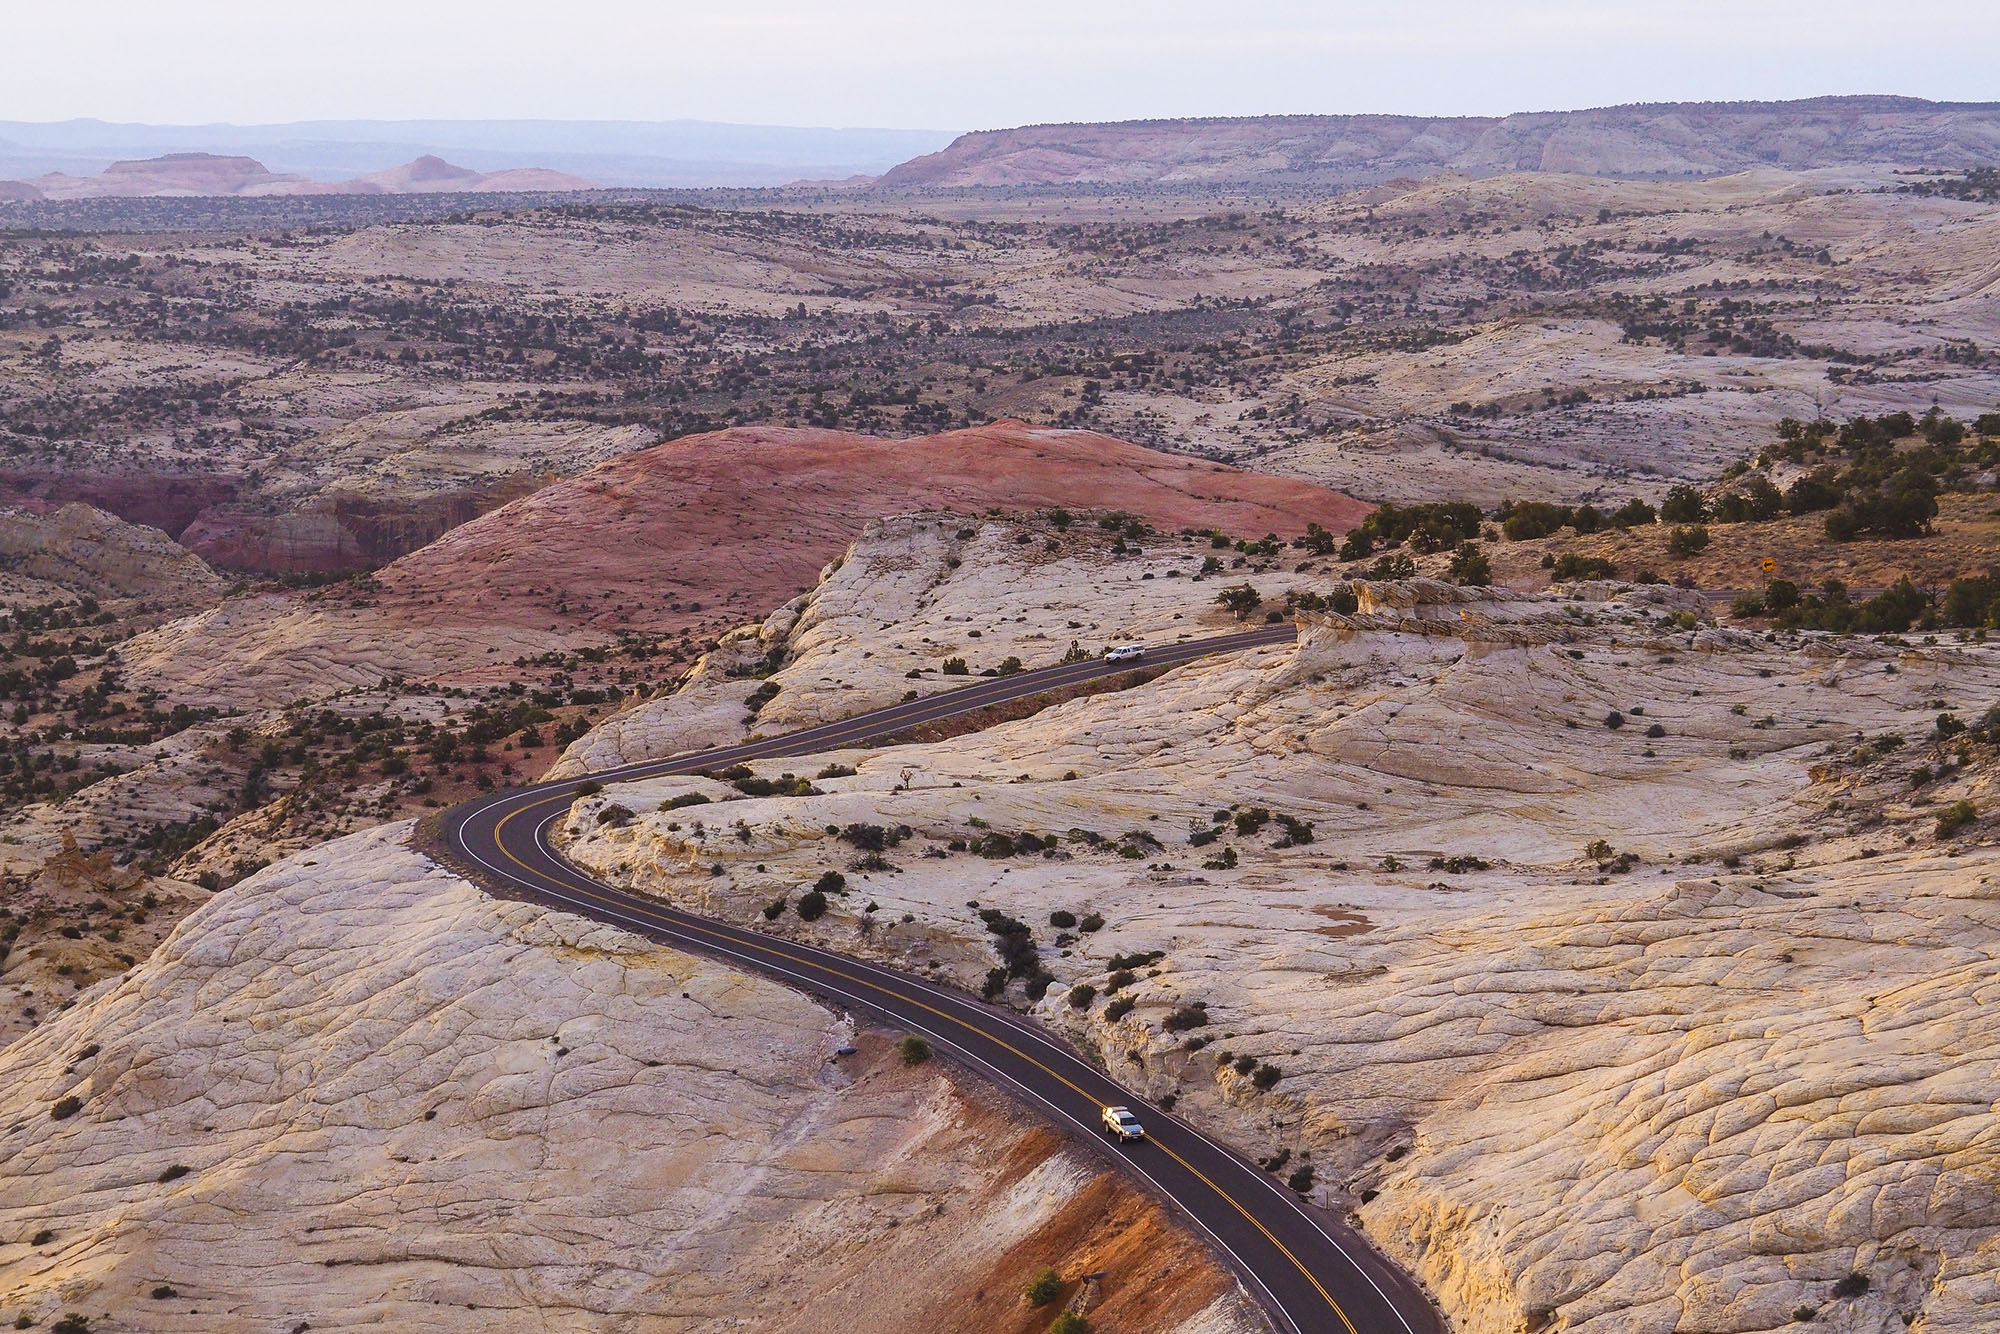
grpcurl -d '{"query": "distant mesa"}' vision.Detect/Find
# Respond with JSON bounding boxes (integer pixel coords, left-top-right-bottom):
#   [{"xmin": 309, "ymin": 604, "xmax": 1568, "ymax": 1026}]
[
  {"xmin": 2, "ymin": 150, "xmax": 596, "ymax": 200},
  {"xmin": 878, "ymin": 95, "xmax": 2000, "ymax": 188}
]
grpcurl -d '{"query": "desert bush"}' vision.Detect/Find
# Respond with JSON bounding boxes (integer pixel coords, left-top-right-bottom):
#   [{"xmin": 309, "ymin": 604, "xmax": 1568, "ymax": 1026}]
[
  {"xmin": 815, "ymin": 763, "xmax": 857, "ymax": 779},
  {"xmin": 1609, "ymin": 498, "xmax": 1657, "ymax": 528},
  {"xmin": 595, "ymin": 804, "xmax": 634, "ymax": 827},
  {"xmin": 1251, "ymin": 1063, "xmax": 1283, "ymax": 1089},
  {"xmin": 994, "ymin": 656, "xmax": 1025, "ymax": 677},
  {"xmin": 1078, "ymin": 913, "xmax": 1105, "ymax": 932},
  {"xmin": 796, "ymin": 890, "xmax": 828, "ymax": 921},
  {"xmin": 1550, "ymin": 554, "xmax": 1619, "ymax": 581},
  {"xmin": 1937, "ymin": 801, "xmax": 1978, "ymax": 839},
  {"xmin": 1604, "ymin": 711, "xmax": 1625, "ymax": 730},
  {"xmin": 1109, "ymin": 949, "xmax": 1165, "ymax": 970},
  {"xmin": 1364, "ymin": 552, "xmax": 1417, "ymax": 580},
  {"xmin": 1049, "ymin": 1315, "xmax": 1091, "ymax": 1334},
  {"xmin": 1025, "ymin": 1266, "xmax": 1064, "ymax": 1306},
  {"xmin": 839, "ymin": 823, "xmax": 907, "ymax": 851},
  {"xmin": 1661, "ymin": 484, "xmax": 1709, "ymax": 523},
  {"xmin": 1162, "ymin": 1003, "xmax": 1211, "ymax": 1032},
  {"xmin": 1831, "ymin": 1273, "xmax": 1871, "ymax": 1299},
  {"xmin": 941, "ymin": 657, "xmax": 969, "ymax": 675},
  {"xmin": 1501, "ymin": 501, "xmax": 1570, "ymax": 541},
  {"xmin": 1273, "ymin": 814, "xmax": 1315, "ymax": 847},
  {"xmin": 1447, "ymin": 541, "xmax": 1491, "ymax": 586},
  {"xmin": 1067, "ymin": 983, "xmax": 1097, "ymax": 1009},
  {"xmin": 898, "ymin": 1034, "xmax": 931, "ymax": 1065},
  {"xmin": 1287, "ymin": 1164, "xmax": 1316, "ymax": 1194},
  {"xmin": 1049, "ymin": 909, "xmax": 1077, "ymax": 928},
  {"xmin": 1216, "ymin": 584, "xmax": 1262, "ymax": 619},
  {"xmin": 814, "ymin": 870, "xmax": 846, "ymax": 894},
  {"xmin": 1234, "ymin": 807, "xmax": 1271, "ymax": 836},
  {"xmin": 573, "ymin": 780, "xmax": 603, "ymax": 798},
  {"xmin": 1104, "ymin": 997, "xmax": 1135, "ymax": 1022},
  {"xmin": 762, "ymin": 897, "xmax": 787, "ymax": 920},
  {"xmin": 1105, "ymin": 969, "xmax": 1137, "ymax": 993},
  {"xmin": 1665, "ymin": 525, "xmax": 1710, "ymax": 557}
]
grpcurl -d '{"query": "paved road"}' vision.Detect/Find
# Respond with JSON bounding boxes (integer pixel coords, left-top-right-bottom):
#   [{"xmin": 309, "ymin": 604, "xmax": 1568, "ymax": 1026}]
[{"xmin": 436, "ymin": 623, "xmax": 1443, "ymax": 1334}]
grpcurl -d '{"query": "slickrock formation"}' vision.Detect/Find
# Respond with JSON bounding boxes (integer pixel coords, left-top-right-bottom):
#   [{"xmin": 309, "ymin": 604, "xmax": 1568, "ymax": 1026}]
[
  {"xmin": 0, "ymin": 825, "xmax": 1259, "ymax": 1334},
  {"xmin": 555, "ymin": 511, "xmax": 1326, "ymax": 774},
  {"xmin": 562, "ymin": 541, "xmax": 2000, "ymax": 1332},
  {"xmin": 120, "ymin": 423, "xmax": 1367, "ymax": 710},
  {"xmin": 0, "ymin": 503, "xmax": 222, "ymax": 605}
]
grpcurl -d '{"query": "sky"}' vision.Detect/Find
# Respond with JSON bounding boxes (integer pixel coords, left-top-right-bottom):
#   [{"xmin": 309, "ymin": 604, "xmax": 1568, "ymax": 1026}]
[{"xmin": 9, "ymin": 0, "xmax": 2000, "ymax": 131}]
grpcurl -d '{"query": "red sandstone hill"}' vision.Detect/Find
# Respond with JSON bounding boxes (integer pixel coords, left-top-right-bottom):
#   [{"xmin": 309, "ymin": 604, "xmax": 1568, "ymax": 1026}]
[
  {"xmin": 125, "ymin": 422, "xmax": 1370, "ymax": 707},
  {"xmin": 374, "ymin": 420, "xmax": 1369, "ymax": 635}
]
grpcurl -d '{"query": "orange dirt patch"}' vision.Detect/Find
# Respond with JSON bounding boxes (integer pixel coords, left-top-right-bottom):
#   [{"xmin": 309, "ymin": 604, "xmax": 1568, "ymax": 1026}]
[{"xmin": 1312, "ymin": 905, "xmax": 1374, "ymax": 938}]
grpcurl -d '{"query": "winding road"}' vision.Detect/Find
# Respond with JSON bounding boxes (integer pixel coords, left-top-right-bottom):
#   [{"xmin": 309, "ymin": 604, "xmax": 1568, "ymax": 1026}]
[{"xmin": 435, "ymin": 623, "xmax": 1444, "ymax": 1334}]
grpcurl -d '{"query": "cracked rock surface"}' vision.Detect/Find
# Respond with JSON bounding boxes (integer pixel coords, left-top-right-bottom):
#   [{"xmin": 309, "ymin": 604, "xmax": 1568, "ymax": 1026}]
[{"xmin": 0, "ymin": 824, "xmax": 1258, "ymax": 1334}]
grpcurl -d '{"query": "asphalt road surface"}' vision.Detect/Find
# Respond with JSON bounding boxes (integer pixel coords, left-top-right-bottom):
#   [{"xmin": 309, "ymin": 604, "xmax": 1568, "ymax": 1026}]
[{"xmin": 437, "ymin": 623, "xmax": 1444, "ymax": 1334}]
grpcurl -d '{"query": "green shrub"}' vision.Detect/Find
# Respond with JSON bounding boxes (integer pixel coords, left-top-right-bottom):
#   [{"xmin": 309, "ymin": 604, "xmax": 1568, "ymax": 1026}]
[
  {"xmin": 1661, "ymin": 484, "xmax": 1709, "ymax": 523},
  {"xmin": 1251, "ymin": 1063, "xmax": 1283, "ymax": 1089},
  {"xmin": 1216, "ymin": 584, "xmax": 1262, "ymax": 619},
  {"xmin": 898, "ymin": 1034, "xmax": 931, "ymax": 1065},
  {"xmin": 1500, "ymin": 501, "xmax": 1570, "ymax": 541},
  {"xmin": 662, "ymin": 792, "xmax": 711, "ymax": 810},
  {"xmin": 1067, "ymin": 984, "xmax": 1096, "ymax": 1009},
  {"xmin": 595, "ymin": 804, "xmax": 634, "ymax": 827},
  {"xmin": 1937, "ymin": 801, "xmax": 1978, "ymax": 839},
  {"xmin": 1025, "ymin": 1266, "xmax": 1063, "ymax": 1306},
  {"xmin": 1550, "ymin": 554, "xmax": 1619, "ymax": 581},
  {"xmin": 1049, "ymin": 909, "xmax": 1077, "ymax": 929},
  {"xmin": 762, "ymin": 897, "xmax": 786, "ymax": 920},
  {"xmin": 1288, "ymin": 1164, "xmax": 1316, "ymax": 1193},
  {"xmin": 1162, "ymin": 1003, "xmax": 1211, "ymax": 1032},
  {"xmin": 1049, "ymin": 1315, "xmax": 1091, "ymax": 1334},
  {"xmin": 1605, "ymin": 498, "xmax": 1654, "ymax": 527},
  {"xmin": 796, "ymin": 890, "xmax": 828, "ymax": 921},
  {"xmin": 1104, "ymin": 997, "xmax": 1135, "ymax": 1022},
  {"xmin": 814, "ymin": 871, "xmax": 846, "ymax": 894},
  {"xmin": 1078, "ymin": 913, "xmax": 1105, "ymax": 933},
  {"xmin": 1666, "ymin": 525, "xmax": 1710, "ymax": 558},
  {"xmin": 1447, "ymin": 542, "xmax": 1491, "ymax": 587},
  {"xmin": 941, "ymin": 657, "xmax": 969, "ymax": 675}
]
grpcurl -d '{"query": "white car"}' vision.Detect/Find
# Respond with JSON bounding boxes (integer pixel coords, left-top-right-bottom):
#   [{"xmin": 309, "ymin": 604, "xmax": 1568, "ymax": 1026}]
[
  {"xmin": 1102, "ymin": 1105, "xmax": 1146, "ymax": 1141},
  {"xmin": 1104, "ymin": 644, "xmax": 1146, "ymax": 663}
]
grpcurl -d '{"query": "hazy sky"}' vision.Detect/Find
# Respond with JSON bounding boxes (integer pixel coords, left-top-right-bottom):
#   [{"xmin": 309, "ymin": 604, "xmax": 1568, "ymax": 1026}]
[{"xmin": 12, "ymin": 0, "xmax": 2000, "ymax": 130}]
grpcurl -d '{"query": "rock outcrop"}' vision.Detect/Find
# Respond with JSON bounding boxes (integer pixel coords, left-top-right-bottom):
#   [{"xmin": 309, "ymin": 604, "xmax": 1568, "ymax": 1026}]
[
  {"xmin": 0, "ymin": 825, "xmax": 1259, "ymax": 1334},
  {"xmin": 560, "ymin": 544, "xmax": 2000, "ymax": 1334},
  {"xmin": 120, "ymin": 422, "xmax": 1368, "ymax": 710},
  {"xmin": 0, "ymin": 503, "xmax": 222, "ymax": 605}
]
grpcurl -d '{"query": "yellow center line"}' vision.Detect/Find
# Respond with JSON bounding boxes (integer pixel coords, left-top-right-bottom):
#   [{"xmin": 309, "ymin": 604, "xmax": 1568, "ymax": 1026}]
[{"xmin": 480, "ymin": 784, "xmax": 1360, "ymax": 1332}]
